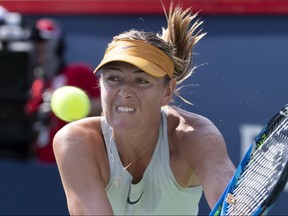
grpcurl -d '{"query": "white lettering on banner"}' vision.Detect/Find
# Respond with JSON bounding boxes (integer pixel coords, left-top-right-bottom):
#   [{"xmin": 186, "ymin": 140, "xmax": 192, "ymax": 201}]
[{"xmin": 239, "ymin": 124, "xmax": 288, "ymax": 192}]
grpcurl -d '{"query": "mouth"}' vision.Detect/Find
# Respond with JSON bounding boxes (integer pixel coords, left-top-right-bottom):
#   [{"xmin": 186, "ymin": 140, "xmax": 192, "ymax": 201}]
[{"xmin": 116, "ymin": 106, "xmax": 135, "ymax": 113}]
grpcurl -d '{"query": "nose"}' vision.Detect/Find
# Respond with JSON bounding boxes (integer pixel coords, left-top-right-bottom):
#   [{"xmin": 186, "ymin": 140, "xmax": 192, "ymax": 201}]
[{"xmin": 119, "ymin": 83, "xmax": 133, "ymax": 99}]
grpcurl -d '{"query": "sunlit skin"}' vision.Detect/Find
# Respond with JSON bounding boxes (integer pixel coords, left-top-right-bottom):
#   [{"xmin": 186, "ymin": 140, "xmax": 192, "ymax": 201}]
[
  {"xmin": 53, "ymin": 62, "xmax": 236, "ymax": 215},
  {"xmin": 52, "ymin": 5, "xmax": 237, "ymax": 214},
  {"xmin": 100, "ymin": 62, "xmax": 172, "ymax": 131},
  {"xmin": 99, "ymin": 61, "xmax": 176, "ymax": 175}
]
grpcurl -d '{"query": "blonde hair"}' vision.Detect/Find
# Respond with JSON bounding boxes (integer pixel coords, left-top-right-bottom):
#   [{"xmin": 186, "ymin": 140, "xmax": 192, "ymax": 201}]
[
  {"xmin": 105, "ymin": 3, "xmax": 205, "ymax": 102},
  {"xmin": 160, "ymin": 4, "xmax": 205, "ymax": 84}
]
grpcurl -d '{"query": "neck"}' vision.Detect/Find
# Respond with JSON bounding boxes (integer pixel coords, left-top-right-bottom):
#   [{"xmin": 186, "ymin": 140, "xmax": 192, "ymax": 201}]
[{"xmin": 113, "ymin": 119, "xmax": 161, "ymax": 170}]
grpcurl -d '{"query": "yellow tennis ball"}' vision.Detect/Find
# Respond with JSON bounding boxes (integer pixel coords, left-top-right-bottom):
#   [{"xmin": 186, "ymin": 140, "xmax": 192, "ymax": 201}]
[{"xmin": 50, "ymin": 86, "xmax": 91, "ymax": 122}]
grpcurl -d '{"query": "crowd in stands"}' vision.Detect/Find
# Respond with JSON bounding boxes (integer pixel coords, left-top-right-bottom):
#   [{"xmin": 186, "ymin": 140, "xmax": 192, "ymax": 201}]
[{"xmin": 0, "ymin": 5, "xmax": 102, "ymax": 162}]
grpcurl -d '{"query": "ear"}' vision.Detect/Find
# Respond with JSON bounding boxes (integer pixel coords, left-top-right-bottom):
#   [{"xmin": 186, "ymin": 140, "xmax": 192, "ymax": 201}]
[{"xmin": 162, "ymin": 78, "xmax": 176, "ymax": 106}]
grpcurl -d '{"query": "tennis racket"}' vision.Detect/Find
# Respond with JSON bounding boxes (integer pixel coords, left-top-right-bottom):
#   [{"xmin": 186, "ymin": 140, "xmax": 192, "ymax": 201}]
[{"xmin": 210, "ymin": 104, "xmax": 288, "ymax": 216}]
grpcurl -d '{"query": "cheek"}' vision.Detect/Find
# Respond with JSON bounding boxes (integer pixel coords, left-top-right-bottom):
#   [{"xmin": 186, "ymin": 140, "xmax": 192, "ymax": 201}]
[
  {"xmin": 100, "ymin": 88, "xmax": 110, "ymax": 107},
  {"xmin": 141, "ymin": 91, "xmax": 165, "ymax": 111},
  {"xmin": 148, "ymin": 87, "xmax": 166, "ymax": 102},
  {"xmin": 100, "ymin": 83, "xmax": 116, "ymax": 116}
]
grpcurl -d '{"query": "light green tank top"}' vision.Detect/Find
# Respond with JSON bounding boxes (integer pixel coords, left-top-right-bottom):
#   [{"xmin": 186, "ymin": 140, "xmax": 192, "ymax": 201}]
[{"xmin": 101, "ymin": 109, "xmax": 203, "ymax": 215}]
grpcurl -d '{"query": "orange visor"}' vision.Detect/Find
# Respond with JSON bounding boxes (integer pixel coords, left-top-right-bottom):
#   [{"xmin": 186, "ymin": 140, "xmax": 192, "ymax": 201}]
[{"xmin": 94, "ymin": 39, "xmax": 174, "ymax": 78}]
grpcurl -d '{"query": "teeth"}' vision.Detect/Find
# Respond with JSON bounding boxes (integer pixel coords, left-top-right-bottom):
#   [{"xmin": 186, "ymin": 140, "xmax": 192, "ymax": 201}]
[{"xmin": 117, "ymin": 106, "xmax": 135, "ymax": 112}]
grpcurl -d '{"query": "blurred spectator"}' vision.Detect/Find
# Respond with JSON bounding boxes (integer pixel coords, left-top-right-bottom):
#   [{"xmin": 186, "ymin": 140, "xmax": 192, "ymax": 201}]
[{"xmin": 25, "ymin": 18, "xmax": 101, "ymax": 163}]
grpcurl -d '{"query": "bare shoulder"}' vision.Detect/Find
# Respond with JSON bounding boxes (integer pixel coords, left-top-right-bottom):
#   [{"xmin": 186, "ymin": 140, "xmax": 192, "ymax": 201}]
[
  {"xmin": 166, "ymin": 105, "xmax": 235, "ymax": 202},
  {"xmin": 53, "ymin": 116, "xmax": 110, "ymax": 184},
  {"xmin": 53, "ymin": 116, "xmax": 103, "ymax": 154},
  {"xmin": 53, "ymin": 117, "xmax": 113, "ymax": 213},
  {"xmin": 166, "ymin": 105, "xmax": 223, "ymax": 145},
  {"xmin": 165, "ymin": 105, "xmax": 230, "ymax": 169}
]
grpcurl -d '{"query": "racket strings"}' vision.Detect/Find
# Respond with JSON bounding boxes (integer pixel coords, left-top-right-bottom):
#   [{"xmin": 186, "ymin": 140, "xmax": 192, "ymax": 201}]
[
  {"xmin": 227, "ymin": 145, "xmax": 285, "ymax": 215},
  {"xmin": 226, "ymin": 118, "xmax": 288, "ymax": 215}
]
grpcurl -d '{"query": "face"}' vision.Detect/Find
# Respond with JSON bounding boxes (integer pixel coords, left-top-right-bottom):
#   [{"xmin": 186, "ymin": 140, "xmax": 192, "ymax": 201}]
[
  {"xmin": 35, "ymin": 40, "xmax": 60, "ymax": 78},
  {"xmin": 100, "ymin": 62, "xmax": 175, "ymax": 132}
]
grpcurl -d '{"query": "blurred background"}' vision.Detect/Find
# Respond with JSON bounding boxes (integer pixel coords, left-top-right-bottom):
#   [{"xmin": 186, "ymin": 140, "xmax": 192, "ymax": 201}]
[{"xmin": 0, "ymin": 0, "xmax": 287, "ymax": 215}]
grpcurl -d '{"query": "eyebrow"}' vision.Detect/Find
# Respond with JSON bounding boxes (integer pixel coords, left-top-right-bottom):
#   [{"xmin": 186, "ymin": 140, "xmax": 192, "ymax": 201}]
[{"xmin": 103, "ymin": 65, "xmax": 145, "ymax": 74}]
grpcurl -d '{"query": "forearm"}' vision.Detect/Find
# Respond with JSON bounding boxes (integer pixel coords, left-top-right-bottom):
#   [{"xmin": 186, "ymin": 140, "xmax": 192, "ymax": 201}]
[
  {"xmin": 67, "ymin": 196, "xmax": 114, "ymax": 216},
  {"xmin": 203, "ymin": 161, "xmax": 235, "ymax": 209}
]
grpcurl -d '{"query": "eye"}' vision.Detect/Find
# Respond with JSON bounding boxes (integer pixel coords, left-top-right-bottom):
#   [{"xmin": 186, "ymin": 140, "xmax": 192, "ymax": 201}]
[
  {"xmin": 135, "ymin": 78, "xmax": 149, "ymax": 84},
  {"xmin": 106, "ymin": 75, "xmax": 122, "ymax": 83}
]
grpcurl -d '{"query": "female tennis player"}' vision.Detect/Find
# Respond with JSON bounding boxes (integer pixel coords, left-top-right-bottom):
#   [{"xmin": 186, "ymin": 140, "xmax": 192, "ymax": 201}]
[{"xmin": 53, "ymin": 4, "xmax": 235, "ymax": 215}]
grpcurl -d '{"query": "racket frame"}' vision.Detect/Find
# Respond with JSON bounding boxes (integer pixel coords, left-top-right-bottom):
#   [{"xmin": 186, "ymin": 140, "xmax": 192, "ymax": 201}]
[{"xmin": 209, "ymin": 104, "xmax": 288, "ymax": 216}]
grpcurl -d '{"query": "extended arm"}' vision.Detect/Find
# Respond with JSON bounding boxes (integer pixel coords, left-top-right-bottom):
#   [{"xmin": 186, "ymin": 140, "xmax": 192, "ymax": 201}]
[
  {"xmin": 191, "ymin": 124, "xmax": 235, "ymax": 209},
  {"xmin": 53, "ymin": 120, "xmax": 113, "ymax": 215},
  {"xmin": 171, "ymin": 106, "xmax": 236, "ymax": 209}
]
